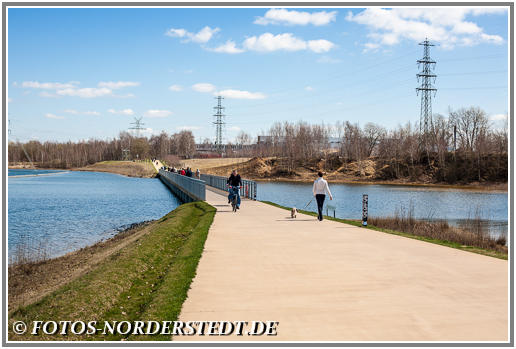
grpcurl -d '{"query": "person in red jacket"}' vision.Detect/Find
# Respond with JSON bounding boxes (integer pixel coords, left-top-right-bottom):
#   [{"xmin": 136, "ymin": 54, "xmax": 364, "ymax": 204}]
[{"xmin": 180, "ymin": 169, "xmax": 186, "ymax": 176}]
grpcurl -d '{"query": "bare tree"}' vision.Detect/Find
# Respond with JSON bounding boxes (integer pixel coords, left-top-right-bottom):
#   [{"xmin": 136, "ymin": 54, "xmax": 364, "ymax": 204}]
[
  {"xmin": 449, "ymin": 107, "xmax": 489, "ymax": 152},
  {"xmin": 363, "ymin": 122, "xmax": 386, "ymax": 157}
]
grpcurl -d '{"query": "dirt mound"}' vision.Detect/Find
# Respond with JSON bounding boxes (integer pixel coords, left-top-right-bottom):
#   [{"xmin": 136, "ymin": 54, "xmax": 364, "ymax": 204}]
[
  {"xmin": 204, "ymin": 157, "xmax": 275, "ymax": 178},
  {"xmin": 338, "ymin": 159, "xmax": 376, "ymax": 178},
  {"xmin": 246, "ymin": 157, "xmax": 273, "ymax": 176}
]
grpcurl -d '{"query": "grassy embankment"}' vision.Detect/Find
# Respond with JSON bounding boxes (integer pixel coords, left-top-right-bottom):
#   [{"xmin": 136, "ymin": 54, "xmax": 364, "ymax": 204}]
[
  {"xmin": 9, "ymin": 160, "xmax": 158, "ymax": 178},
  {"xmin": 8, "ymin": 202, "xmax": 216, "ymax": 341},
  {"xmin": 262, "ymin": 201, "xmax": 507, "ymax": 260},
  {"xmin": 75, "ymin": 160, "xmax": 157, "ymax": 178}
]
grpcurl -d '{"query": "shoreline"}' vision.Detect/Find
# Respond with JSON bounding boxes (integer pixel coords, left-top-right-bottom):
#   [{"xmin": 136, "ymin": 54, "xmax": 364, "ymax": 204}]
[
  {"xmin": 253, "ymin": 177, "xmax": 508, "ymax": 192},
  {"xmin": 9, "ymin": 202, "xmax": 217, "ymax": 341},
  {"xmin": 9, "ymin": 163, "xmax": 507, "ymax": 192},
  {"xmin": 8, "ymin": 219, "xmax": 155, "ymax": 312},
  {"xmin": 9, "ymin": 161, "xmax": 157, "ymax": 178}
]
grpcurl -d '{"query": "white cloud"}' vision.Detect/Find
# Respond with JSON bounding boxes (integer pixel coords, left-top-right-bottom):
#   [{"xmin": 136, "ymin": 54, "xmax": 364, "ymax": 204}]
[
  {"xmin": 64, "ymin": 109, "xmax": 100, "ymax": 116},
  {"xmin": 346, "ymin": 8, "xmax": 506, "ymax": 50},
  {"xmin": 23, "ymin": 80, "xmax": 136, "ymax": 99},
  {"xmin": 22, "ymin": 81, "xmax": 77, "ymax": 89},
  {"xmin": 144, "ymin": 109, "xmax": 172, "ymax": 118},
  {"xmin": 115, "ymin": 93, "xmax": 136, "ymax": 98},
  {"xmin": 169, "ymin": 84, "xmax": 183, "ymax": 92},
  {"xmin": 45, "ymin": 113, "xmax": 65, "ymax": 120},
  {"xmin": 363, "ymin": 42, "xmax": 380, "ymax": 52},
  {"xmin": 98, "ymin": 81, "xmax": 140, "ymax": 89},
  {"xmin": 305, "ymin": 86, "xmax": 314, "ymax": 91},
  {"xmin": 165, "ymin": 28, "xmax": 187, "ymax": 38},
  {"xmin": 255, "ymin": 9, "xmax": 337, "ymax": 26},
  {"xmin": 165, "ymin": 26, "xmax": 220, "ymax": 43},
  {"xmin": 192, "ymin": 83, "xmax": 216, "ymax": 93},
  {"xmin": 307, "ymin": 39, "xmax": 335, "ymax": 53},
  {"xmin": 210, "ymin": 40, "xmax": 245, "ymax": 54},
  {"xmin": 243, "ymin": 33, "xmax": 335, "ymax": 53},
  {"xmin": 8, "ymin": 97, "xmax": 12, "ymax": 103},
  {"xmin": 129, "ymin": 127, "xmax": 154, "ymax": 136},
  {"xmin": 243, "ymin": 33, "xmax": 306, "ymax": 52},
  {"xmin": 489, "ymin": 113, "xmax": 508, "ymax": 121},
  {"xmin": 39, "ymin": 91, "xmax": 60, "ymax": 98},
  {"xmin": 217, "ymin": 89, "xmax": 266, "ymax": 100},
  {"xmin": 56, "ymin": 87, "xmax": 112, "ymax": 98},
  {"xmin": 228, "ymin": 126, "xmax": 241, "ymax": 132},
  {"xmin": 84, "ymin": 111, "xmax": 100, "ymax": 116},
  {"xmin": 176, "ymin": 126, "xmax": 201, "ymax": 131},
  {"xmin": 108, "ymin": 108, "xmax": 134, "ymax": 115}
]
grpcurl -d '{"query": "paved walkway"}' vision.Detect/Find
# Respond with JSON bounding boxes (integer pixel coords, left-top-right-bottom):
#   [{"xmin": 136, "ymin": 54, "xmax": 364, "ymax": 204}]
[
  {"xmin": 151, "ymin": 159, "xmax": 163, "ymax": 172},
  {"xmin": 177, "ymin": 189, "xmax": 508, "ymax": 342}
]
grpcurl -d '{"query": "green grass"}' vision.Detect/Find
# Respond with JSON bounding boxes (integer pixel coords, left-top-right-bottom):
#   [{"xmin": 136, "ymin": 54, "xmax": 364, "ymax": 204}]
[
  {"xmin": 8, "ymin": 202, "xmax": 216, "ymax": 341},
  {"xmin": 261, "ymin": 201, "xmax": 507, "ymax": 260}
]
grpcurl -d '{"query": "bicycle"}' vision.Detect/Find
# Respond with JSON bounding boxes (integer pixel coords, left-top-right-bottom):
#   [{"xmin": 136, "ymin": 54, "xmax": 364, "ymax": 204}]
[{"xmin": 228, "ymin": 186, "xmax": 240, "ymax": 212}]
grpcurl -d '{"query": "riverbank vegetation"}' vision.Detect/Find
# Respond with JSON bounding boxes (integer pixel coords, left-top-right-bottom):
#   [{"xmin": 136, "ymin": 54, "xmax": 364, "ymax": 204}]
[
  {"xmin": 8, "ymin": 106, "xmax": 507, "ymax": 186},
  {"xmin": 8, "ymin": 130, "xmax": 197, "ymax": 169},
  {"xmin": 8, "ymin": 202, "xmax": 216, "ymax": 341},
  {"xmin": 262, "ymin": 201, "xmax": 507, "ymax": 260},
  {"xmin": 228, "ymin": 107, "xmax": 507, "ymax": 186}
]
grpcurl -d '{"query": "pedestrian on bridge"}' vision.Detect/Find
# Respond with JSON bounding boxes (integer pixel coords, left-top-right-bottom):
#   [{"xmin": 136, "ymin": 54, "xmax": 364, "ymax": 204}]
[{"xmin": 313, "ymin": 171, "xmax": 333, "ymax": 221}]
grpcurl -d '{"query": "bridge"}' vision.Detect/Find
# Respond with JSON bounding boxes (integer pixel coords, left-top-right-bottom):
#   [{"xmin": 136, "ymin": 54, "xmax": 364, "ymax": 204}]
[{"xmin": 152, "ymin": 160, "xmax": 508, "ymax": 341}]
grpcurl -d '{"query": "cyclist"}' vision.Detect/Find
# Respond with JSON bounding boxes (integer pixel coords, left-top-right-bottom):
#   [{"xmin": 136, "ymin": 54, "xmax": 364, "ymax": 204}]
[{"xmin": 227, "ymin": 169, "xmax": 242, "ymax": 209}]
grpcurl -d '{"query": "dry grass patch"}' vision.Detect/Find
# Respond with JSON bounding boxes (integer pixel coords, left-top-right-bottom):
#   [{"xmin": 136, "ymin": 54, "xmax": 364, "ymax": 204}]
[
  {"xmin": 76, "ymin": 161, "xmax": 157, "ymax": 178},
  {"xmin": 180, "ymin": 158, "xmax": 251, "ymax": 171}
]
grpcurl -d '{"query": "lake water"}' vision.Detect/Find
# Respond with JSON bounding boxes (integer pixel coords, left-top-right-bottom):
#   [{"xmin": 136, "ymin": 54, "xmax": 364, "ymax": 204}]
[
  {"xmin": 257, "ymin": 181, "xmax": 508, "ymax": 238},
  {"xmin": 8, "ymin": 169, "xmax": 180, "ymax": 260},
  {"xmin": 8, "ymin": 169, "xmax": 67, "ymax": 176}
]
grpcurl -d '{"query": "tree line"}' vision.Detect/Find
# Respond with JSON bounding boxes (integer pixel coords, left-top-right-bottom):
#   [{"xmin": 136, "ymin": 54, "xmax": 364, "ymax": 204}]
[
  {"xmin": 8, "ymin": 106, "xmax": 507, "ymax": 183},
  {"xmin": 234, "ymin": 106, "xmax": 507, "ymax": 183},
  {"xmin": 8, "ymin": 130, "xmax": 196, "ymax": 169}
]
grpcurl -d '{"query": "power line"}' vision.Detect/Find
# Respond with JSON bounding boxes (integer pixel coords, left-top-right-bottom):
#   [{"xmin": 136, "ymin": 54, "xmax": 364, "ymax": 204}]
[
  {"xmin": 439, "ymin": 69, "xmax": 507, "ymax": 77},
  {"xmin": 439, "ymin": 86, "xmax": 507, "ymax": 90}
]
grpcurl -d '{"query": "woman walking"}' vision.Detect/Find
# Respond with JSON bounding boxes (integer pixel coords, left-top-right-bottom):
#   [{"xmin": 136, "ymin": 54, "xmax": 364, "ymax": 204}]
[{"xmin": 312, "ymin": 171, "xmax": 333, "ymax": 221}]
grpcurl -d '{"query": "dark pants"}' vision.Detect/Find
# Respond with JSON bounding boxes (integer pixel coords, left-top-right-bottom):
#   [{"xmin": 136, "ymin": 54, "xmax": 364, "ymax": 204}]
[{"xmin": 315, "ymin": 194, "xmax": 326, "ymax": 221}]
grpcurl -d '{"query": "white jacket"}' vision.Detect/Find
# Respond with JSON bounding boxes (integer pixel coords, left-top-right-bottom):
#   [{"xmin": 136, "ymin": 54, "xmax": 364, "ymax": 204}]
[{"xmin": 313, "ymin": 177, "xmax": 332, "ymax": 197}]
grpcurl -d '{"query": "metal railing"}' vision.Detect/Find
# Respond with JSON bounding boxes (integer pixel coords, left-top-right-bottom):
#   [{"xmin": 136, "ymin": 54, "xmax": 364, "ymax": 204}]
[
  {"xmin": 200, "ymin": 173, "xmax": 257, "ymax": 200},
  {"xmin": 159, "ymin": 170, "xmax": 206, "ymax": 202}
]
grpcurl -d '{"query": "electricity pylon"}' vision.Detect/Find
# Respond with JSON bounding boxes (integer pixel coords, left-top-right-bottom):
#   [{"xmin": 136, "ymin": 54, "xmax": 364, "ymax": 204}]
[
  {"xmin": 416, "ymin": 38, "xmax": 437, "ymax": 135},
  {"xmin": 213, "ymin": 96, "xmax": 225, "ymax": 153}
]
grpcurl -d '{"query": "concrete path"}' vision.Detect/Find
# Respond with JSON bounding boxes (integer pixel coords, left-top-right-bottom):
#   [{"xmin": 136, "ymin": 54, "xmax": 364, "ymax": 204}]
[
  {"xmin": 177, "ymin": 190, "xmax": 508, "ymax": 342},
  {"xmin": 151, "ymin": 159, "xmax": 163, "ymax": 173}
]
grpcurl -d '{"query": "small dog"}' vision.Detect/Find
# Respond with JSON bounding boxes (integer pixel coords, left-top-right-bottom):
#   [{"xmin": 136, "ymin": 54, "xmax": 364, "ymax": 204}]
[{"xmin": 291, "ymin": 207, "xmax": 297, "ymax": 219}]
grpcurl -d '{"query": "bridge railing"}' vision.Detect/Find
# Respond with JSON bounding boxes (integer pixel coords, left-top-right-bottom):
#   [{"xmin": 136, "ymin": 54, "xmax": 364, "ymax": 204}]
[
  {"xmin": 159, "ymin": 170, "xmax": 206, "ymax": 202},
  {"xmin": 200, "ymin": 173, "xmax": 257, "ymax": 200}
]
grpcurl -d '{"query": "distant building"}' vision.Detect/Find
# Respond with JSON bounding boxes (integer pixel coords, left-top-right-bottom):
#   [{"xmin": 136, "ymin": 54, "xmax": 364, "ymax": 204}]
[
  {"xmin": 257, "ymin": 135, "xmax": 341, "ymax": 150},
  {"xmin": 195, "ymin": 142, "xmax": 254, "ymax": 156}
]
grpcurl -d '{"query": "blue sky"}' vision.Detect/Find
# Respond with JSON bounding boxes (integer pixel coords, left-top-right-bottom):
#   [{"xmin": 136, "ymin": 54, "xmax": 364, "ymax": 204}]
[{"xmin": 7, "ymin": 6, "xmax": 509, "ymax": 143}]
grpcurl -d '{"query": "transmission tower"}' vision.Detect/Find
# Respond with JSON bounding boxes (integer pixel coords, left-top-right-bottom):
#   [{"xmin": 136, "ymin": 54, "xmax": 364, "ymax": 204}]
[
  {"xmin": 213, "ymin": 96, "xmax": 225, "ymax": 153},
  {"xmin": 416, "ymin": 38, "xmax": 437, "ymax": 135},
  {"xmin": 129, "ymin": 117, "xmax": 145, "ymax": 138}
]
